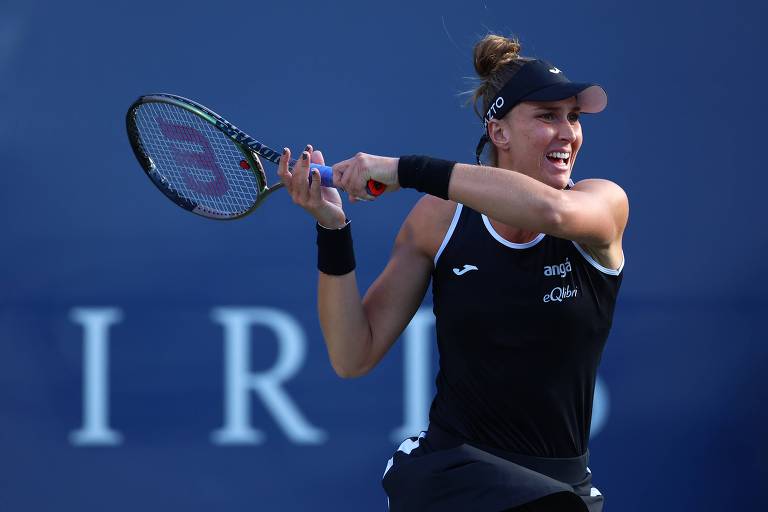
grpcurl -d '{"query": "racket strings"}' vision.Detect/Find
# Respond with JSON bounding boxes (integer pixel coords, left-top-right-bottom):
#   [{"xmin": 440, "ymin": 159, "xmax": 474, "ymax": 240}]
[{"xmin": 133, "ymin": 102, "xmax": 260, "ymax": 217}]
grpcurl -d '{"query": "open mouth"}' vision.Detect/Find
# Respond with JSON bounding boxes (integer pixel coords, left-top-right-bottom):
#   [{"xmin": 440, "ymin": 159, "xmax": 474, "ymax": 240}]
[{"xmin": 546, "ymin": 151, "xmax": 570, "ymax": 167}]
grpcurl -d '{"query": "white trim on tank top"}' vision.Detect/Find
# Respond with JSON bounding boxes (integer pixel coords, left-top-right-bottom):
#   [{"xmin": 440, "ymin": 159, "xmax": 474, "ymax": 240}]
[
  {"xmin": 474, "ymin": 178, "xmax": 574, "ymax": 251},
  {"xmin": 433, "ymin": 197, "xmax": 624, "ymax": 274},
  {"xmin": 434, "ymin": 203, "xmax": 463, "ymax": 265},
  {"xmin": 481, "ymin": 214, "xmax": 546, "ymax": 249},
  {"xmin": 571, "ymin": 241, "xmax": 625, "ymax": 276}
]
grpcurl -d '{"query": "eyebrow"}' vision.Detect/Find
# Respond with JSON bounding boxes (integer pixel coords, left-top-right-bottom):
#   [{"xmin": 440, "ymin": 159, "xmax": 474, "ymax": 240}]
[{"xmin": 531, "ymin": 104, "xmax": 582, "ymax": 112}]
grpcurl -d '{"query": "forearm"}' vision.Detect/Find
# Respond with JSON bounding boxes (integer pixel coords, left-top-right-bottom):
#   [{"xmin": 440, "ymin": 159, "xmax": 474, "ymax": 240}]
[
  {"xmin": 390, "ymin": 156, "xmax": 564, "ymax": 236},
  {"xmin": 317, "ymin": 272, "xmax": 373, "ymax": 378},
  {"xmin": 448, "ymin": 163, "xmax": 563, "ymax": 234},
  {"xmin": 316, "ymin": 218, "xmax": 435, "ymax": 379}
]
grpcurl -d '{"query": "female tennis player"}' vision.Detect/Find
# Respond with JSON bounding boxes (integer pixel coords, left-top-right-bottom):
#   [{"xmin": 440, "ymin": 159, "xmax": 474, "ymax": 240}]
[{"xmin": 277, "ymin": 34, "xmax": 626, "ymax": 512}]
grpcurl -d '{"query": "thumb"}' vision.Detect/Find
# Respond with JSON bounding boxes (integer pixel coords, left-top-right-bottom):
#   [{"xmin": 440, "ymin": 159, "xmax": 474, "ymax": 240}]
[
  {"xmin": 332, "ymin": 160, "xmax": 348, "ymax": 189},
  {"xmin": 311, "ymin": 149, "xmax": 325, "ymax": 166}
]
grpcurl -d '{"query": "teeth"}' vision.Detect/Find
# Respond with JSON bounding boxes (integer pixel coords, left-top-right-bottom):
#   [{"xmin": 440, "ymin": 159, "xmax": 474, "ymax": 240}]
[{"xmin": 547, "ymin": 151, "xmax": 570, "ymax": 159}]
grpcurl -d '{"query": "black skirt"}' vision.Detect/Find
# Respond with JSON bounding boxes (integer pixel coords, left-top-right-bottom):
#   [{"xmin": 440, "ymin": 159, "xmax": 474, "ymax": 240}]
[{"xmin": 382, "ymin": 423, "xmax": 603, "ymax": 512}]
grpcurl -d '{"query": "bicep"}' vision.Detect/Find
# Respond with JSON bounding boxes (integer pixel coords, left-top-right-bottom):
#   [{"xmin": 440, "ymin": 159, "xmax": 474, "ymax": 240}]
[
  {"xmin": 359, "ymin": 224, "xmax": 434, "ymax": 373},
  {"xmin": 555, "ymin": 179, "xmax": 629, "ymax": 247}
]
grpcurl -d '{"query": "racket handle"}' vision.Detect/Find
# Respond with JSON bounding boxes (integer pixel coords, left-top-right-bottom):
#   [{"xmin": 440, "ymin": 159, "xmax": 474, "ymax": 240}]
[{"xmin": 310, "ymin": 164, "xmax": 386, "ymax": 197}]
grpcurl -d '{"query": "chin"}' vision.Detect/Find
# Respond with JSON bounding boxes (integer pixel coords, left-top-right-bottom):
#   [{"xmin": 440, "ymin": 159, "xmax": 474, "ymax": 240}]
[{"xmin": 544, "ymin": 172, "xmax": 571, "ymax": 190}]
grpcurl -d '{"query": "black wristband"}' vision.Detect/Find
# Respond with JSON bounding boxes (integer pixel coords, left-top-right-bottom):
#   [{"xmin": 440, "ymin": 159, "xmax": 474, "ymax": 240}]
[
  {"xmin": 397, "ymin": 155, "xmax": 456, "ymax": 200},
  {"xmin": 316, "ymin": 220, "xmax": 356, "ymax": 275}
]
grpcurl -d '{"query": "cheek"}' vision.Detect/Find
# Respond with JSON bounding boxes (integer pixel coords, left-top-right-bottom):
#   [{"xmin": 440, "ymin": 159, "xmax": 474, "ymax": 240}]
[
  {"xmin": 508, "ymin": 123, "xmax": 557, "ymax": 163},
  {"xmin": 573, "ymin": 135, "xmax": 583, "ymax": 156},
  {"xmin": 529, "ymin": 128, "xmax": 557, "ymax": 158},
  {"xmin": 514, "ymin": 137, "xmax": 542, "ymax": 165},
  {"xmin": 573, "ymin": 126, "xmax": 583, "ymax": 148}
]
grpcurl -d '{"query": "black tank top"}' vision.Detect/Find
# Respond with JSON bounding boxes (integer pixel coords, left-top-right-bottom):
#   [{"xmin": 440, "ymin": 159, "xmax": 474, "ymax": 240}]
[{"xmin": 429, "ymin": 204, "xmax": 623, "ymax": 458}]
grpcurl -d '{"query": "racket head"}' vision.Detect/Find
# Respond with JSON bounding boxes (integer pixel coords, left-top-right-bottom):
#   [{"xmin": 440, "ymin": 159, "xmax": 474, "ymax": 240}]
[{"xmin": 126, "ymin": 94, "xmax": 277, "ymax": 220}]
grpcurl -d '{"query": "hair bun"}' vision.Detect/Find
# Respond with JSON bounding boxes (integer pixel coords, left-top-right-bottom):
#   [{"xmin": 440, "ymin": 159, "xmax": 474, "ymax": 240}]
[{"xmin": 473, "ymin": 35, "xmax": 522, "ymax": 79}]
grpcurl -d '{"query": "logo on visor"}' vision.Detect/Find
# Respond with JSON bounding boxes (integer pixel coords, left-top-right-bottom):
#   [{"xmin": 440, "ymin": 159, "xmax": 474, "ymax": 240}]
[
  {"xmin": 485, "ymin": 96, "xmax": 504, "ymax": 126},
  {"xmin": 484, "ymin": 97, "xmax": 505, "ymax": 126},
  {"xmin": 549, "ymin": 67, "xmax": 562, "ymax": 74}
]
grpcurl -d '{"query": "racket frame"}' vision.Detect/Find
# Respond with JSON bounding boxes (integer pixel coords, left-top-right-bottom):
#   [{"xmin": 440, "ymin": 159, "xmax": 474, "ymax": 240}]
[{"xmin": 126, "ymin": 93, "xmax": 284, "ymax": 220}]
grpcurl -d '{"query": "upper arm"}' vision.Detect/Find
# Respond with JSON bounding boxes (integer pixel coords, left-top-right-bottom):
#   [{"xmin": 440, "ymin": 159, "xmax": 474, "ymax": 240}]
[
  {"xmin": 358, "ymin": 196, "xmax": 454, "ymax": 373},
  {"xmin": 554, "ymin": 179, "xmax": 629, "ymax": 248}
]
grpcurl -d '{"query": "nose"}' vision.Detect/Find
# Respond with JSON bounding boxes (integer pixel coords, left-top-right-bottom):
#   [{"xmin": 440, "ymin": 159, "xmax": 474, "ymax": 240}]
[{"xmin": 558, "ymin": 120, "xmax": 577, "ymax": 143}]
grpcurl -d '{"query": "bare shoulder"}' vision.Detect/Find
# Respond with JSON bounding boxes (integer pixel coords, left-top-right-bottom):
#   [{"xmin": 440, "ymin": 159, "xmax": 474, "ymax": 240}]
[
  {"xmin": 571, "ymin": 178, "xmax": 628, "ymax": 205},
  {"xmin": 397, "ymin": 195, "xmax": 459, "ymax": 261},
  {"xmin": 570, "ymin": 178, "xmax": 628, "ymax": 269},
  {"xmin": 572, "ymin": 178, "xmax": 628, "ymax": 226}
]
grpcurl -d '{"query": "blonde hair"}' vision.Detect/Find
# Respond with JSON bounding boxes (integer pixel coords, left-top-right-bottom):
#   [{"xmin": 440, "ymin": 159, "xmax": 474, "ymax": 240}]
[{"xmin": 471, "ymin": 34, "xmax": 533, "ymax": 165}]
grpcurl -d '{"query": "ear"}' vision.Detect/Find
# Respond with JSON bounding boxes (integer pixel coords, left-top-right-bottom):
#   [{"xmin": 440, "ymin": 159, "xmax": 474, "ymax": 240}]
[{"xmin": 487, "ymin": 119, "xmax": 510, "ymax": 150}]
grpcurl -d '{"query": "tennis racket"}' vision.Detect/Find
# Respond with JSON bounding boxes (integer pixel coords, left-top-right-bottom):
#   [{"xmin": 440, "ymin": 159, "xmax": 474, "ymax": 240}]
[{"xmin": 126, "ymin": 93, "xmax": 386, "ymax": 220}]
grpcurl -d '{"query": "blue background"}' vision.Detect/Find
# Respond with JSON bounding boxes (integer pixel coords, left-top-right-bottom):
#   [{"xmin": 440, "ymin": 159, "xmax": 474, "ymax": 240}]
[{"xmin": 1, "ymin": 0, "xmax": 766, "ymax": 510}]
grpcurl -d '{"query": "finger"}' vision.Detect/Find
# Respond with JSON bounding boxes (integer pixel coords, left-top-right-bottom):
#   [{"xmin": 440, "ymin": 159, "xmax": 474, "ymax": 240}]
[
  {"xmin": 303, "ymin": 144, "xmax": 316, "ymax": 191},
  {"xmin": 351, "ymin": 188, "xmax": 374, "ymax": 202},
  {"xmin": 339, "ymin": 166, "xmax": 355, "ymax": 197},
  {"xmin": 309, "ymin": 168, "xmax": 322, "ymax": 203},
  {"xmin": 349, "ymin": 154, "xmax": 372, "ymax": 198},
  {"xmin": 331, "ymin": 163, "xmax": 342, "ymax": 190},
  {"xmin": 277, "ymin": 147, "xmax": 291, "ymax": 176},
  {"xmin": 295, "ymin": 150, "xmax": 312, "ymax": 202},
  {"xmin": 277, "ymin": 147, "xmax": 293, "ymax": 189},
  {"xmin": 342, "ymin": 164, "xmax": 367, "ymax": 199},
  {"xmin": 336, "ymin": 158, "xmax": 360, "ymax": 194},
  {"xmin": 352, "ymin": 189, "xmax": 374, "ymax": 202}
]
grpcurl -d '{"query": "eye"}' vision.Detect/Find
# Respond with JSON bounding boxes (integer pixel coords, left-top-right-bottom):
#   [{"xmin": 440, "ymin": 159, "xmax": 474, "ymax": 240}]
[
  {"xmin": 539, "ymin": 112, "xmax": 555, "ymax": 121},
  {"xmin": 568, "ymin": 112, "xmax": 581, "ymax": 123}
]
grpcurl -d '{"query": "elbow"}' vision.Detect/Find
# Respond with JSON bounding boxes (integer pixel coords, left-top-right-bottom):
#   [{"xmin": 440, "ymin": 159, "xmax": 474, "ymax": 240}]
[
  {"xmin": 325, "ymin": 326, "xmax": 376, "ymax": 379},
  {"xmin": 330, "ymin": 351, "xmax": 373, "ymax": 379},
  {"xmin": 331, "ymin": 360, "xmax": 357, "ymax": 378},
  {"xmin": 334, "ymin": 368, "xmax": 363, "ymax": 379},
  {"xmin": 332, "ymin": 362, "xmax": 371, "ymax": 379}
]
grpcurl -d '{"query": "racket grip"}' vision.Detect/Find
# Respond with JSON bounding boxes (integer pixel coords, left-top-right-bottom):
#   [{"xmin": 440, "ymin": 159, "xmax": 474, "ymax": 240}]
[{"xmin": 310, "ymin": 164, "xmax": 386, "ymax": 197}]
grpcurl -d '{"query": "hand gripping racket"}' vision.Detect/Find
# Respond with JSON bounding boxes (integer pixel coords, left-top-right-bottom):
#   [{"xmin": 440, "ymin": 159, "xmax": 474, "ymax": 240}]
[{"xmin": 126, "ymin": 93, "xmax": 386, "ymax": 220}]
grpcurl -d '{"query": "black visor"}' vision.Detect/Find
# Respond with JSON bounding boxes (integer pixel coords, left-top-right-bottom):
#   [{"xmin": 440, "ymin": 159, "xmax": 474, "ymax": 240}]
[
  {"xmin": 476, "ymin": 59, "xmax": 607, "ymax": 163},
  {"xmin": 482, "ymin": 59, "xmax": 607, "ymax": 126}
]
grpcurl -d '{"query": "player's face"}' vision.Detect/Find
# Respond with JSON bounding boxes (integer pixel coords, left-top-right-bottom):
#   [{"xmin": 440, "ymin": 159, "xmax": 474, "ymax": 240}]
[{"xmin": 501, "ymin": 97, "xmax": 583, "ymax": 189}]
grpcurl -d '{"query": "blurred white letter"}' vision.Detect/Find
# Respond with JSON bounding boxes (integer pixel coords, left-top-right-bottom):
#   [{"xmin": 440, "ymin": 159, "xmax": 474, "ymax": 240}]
[
  {"xmin": 210, "ymin": 307, "xmax": 327, "ymax": 445},
  {"xmin": 590, "ymin": 376, "xmax": 610, "ymax": 439},
  {"xmin": 69, "ymin": 307, "xmax": 124, "ymax": 446},
  {"xmin": 390, "ymin": 308, "xmax": 434, "ymax": 443}
]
